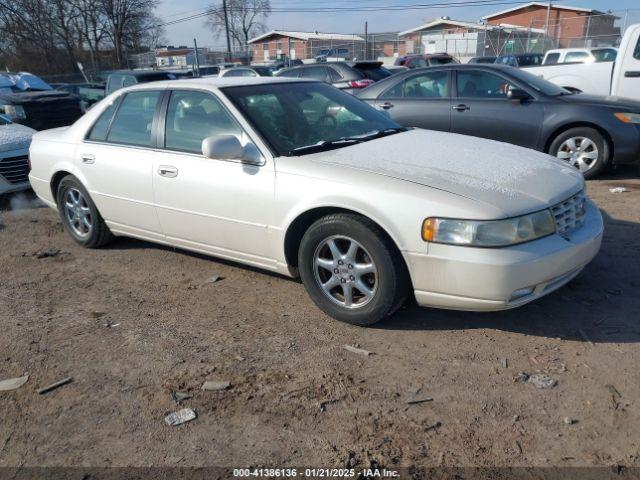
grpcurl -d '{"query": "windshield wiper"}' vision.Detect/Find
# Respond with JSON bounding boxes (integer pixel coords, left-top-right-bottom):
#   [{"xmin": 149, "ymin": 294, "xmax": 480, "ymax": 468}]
[
  {"xmin": 288, "ymin": 127, "xmax": 408, "ymax": 156},
  {"xmin": 288, "ymin": 138, "xmax": 362, "ymax": 156}
]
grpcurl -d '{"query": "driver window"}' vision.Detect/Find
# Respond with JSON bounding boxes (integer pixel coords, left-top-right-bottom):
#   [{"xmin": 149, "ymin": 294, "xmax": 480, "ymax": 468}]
[
  {"xmin": 164, "ymin": 90, "xmax": 243, "ymax": 154},
  {"xmin": 457, "ymin": 71, "xmax": 514, "ymax": 99}
]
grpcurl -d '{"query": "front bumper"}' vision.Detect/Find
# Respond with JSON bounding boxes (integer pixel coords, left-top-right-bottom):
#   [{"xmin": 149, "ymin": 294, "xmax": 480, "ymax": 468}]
[
  {"xmin": 0, "ymin": 147, "xmax": 31, "ymax": 196},
  {"xmin": 405, "ymin": 199, "xmax": 603, "ymax": 311}
]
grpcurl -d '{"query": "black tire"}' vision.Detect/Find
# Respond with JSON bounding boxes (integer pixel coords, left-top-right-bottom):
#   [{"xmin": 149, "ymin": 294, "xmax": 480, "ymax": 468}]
[
  {"xmin": 56, "ymin": 175, "xmax": 114, "ymax": 248},
  {"xmin": 548, "ymin": 127, "xmax": 609, "ymax": 180},
  {"xmin": 298, "ymin": 213, "xmax": 410, "ymax": 326}
]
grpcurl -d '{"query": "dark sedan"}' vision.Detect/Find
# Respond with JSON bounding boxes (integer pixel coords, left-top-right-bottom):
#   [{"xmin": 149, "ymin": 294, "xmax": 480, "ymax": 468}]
[{"xmin": 356, "ymin": 64, "xmax": 640, "ymax": 178}]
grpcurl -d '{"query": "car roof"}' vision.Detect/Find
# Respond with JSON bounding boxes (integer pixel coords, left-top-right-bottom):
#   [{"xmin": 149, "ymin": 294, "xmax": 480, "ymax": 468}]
[{"xmin": 121, "ymin": 76, "xmax": 315, "ymax": 92}]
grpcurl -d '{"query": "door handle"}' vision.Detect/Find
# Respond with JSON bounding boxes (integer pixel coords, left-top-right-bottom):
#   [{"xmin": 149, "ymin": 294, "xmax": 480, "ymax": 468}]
[
  {"xmin": 624, "ymin": 71, "xmax": 640, "ymax": 78},
  {"xmin": 81, "ymin": 154, "xmax": 95, "ymax": 164},
  {"xmin": 453, "ymin": 104, "xmax": 470, "ymax": 112},
  {"xmin": 158, "ymin": 165, "xmax": 178, "ymax": 178},
  {"xmin": 380, "ymin": 102, "xmax": 395, "ymax": 110}
]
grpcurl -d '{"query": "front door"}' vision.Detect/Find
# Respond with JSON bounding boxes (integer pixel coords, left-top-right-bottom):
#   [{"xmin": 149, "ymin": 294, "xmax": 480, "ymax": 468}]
[
  {"xmin": 77, "ymin": 89, "xmax": 163, "ymax": 239},
  {"xmin": 152, "ymin": 89, "xmax": 276, "ymax": 269},
  {"xmin": 450, "ymin": 69, "xmax": 544, "ymax": 149},
  {"xmin": 374, "ymin": 69, "xmax": 452, "ymax": 132},
  {"xmin": 614, "ymin": 27, "xmax": 640, "ymax": 98}
]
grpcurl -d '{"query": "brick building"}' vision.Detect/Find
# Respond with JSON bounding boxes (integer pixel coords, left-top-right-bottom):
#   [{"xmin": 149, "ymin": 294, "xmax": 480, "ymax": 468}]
[
  {"xmin": 482, "ymin": 2, "xmax": 619, "ymax": 47},
  {"xmin": 248, "ymin": 30, "xmax": 363, "ymax": 62}
]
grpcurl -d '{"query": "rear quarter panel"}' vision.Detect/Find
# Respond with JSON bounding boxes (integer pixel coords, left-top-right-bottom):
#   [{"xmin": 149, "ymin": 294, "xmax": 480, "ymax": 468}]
[{"xmin": 28, "ymin": 130, "xmax": 77, "ymax": 206}]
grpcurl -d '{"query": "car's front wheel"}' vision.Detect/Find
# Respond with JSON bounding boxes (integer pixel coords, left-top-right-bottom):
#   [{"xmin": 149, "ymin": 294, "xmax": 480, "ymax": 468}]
[
  {"xmin": 549, "ymin": 127, "xmax": 609, "ymax": 179},
  {"xmin": 56, "ymin": 175, "xmax": 114, "ymax": 248},
  {"xmin": 298, "ymin": 213, "xmax": 409, "ymax": 326}
]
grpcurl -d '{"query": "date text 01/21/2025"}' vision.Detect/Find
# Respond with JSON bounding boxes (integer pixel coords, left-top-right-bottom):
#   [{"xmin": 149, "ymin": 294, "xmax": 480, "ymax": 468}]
[{"xmin": 233, "ymin": 468, "xmax": 400, "ymax": 477}]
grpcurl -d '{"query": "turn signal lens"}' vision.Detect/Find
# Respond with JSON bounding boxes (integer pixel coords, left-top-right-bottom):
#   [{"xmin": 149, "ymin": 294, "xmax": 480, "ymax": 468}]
[
  {"xmin": 614, "ymin": 112, "xmax": 640, "ymax": 124},
  {"xmin": 422, "ymin": 218, "xmax": 437, "ymax": 241}
]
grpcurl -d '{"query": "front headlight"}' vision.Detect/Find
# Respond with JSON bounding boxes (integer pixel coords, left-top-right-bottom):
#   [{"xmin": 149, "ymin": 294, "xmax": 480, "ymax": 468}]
[
  {"xmin": 0, "ymin": 105, "xmax": 26, "ymax": 121},
  {"xmin": 422, "ymin": 210, "xmax": 556, "ymax": 247},
  {"xmin": 614, "ymin": 113, "xmax": 640, "ymax": 124}
]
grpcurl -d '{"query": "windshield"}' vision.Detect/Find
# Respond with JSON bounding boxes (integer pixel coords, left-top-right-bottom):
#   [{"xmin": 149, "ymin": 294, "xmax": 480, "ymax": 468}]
[
  {"xmin": 505, "ymin": 67, "xmax": 570, "ymax": 96},
  {"xmin": 223, "ymin": 82, "xmax": 402, "ymax": 156}
]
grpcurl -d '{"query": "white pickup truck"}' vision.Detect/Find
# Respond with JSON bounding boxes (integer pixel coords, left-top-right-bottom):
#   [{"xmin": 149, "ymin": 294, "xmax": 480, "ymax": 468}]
[{"xmin": 527, "ymin": 23, "xmax": 640, "ymax": 99}]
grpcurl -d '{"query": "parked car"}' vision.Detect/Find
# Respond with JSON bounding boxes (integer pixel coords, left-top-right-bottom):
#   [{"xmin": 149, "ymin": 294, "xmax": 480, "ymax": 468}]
[
  {"xmin": 356, "ymin": 64, "xmax": 640, "ymax": 178},
  {"xmin": 219, "ymin": 66, "xmax": 275, "ymax": 78},
  {"xmin": 495, "ymin": 53, "xmax": 544, "ymax": 68},
  {"xmin": 526, "ymin": 23, "xmax": 640, "ymax": 98},
  {"xmin": 276, "ymin": 61, "xmax": 391, "ymax": 93},
  {"xmin": 104, "ymin": 70, "xmax": 177, "ymax": 95},
  {"xmin": 394, "ymin": 53, "xmax": 458, "ymax": 68},
  {"xmin": 542, "ymin": 47, "xmax": 618, "ymax": 65},
  {"xmin": 0, "ymin": 72, "xmax": 84, "ymax": 131},
  {"xmin": 29, "ymin": 77, "xmax": 602, "ymax": 325},
  {"xmin": 468, "ymin": 56, "xmax": 498, "ymax": 64},
  {"xmin": 0, "ymin": 114, "xmax": 35, "ymax": 195},
  {"xmin": 51, "ymin": 82, "xmax": 106, "ymax": 107}
]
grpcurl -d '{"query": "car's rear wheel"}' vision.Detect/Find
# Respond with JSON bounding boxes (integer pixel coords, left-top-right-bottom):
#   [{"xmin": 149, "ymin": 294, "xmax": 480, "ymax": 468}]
[
  {"xmin": 56, "ymin": 176, "xmax": 113, "ymax": 248},
  {"xmin": 298, "ymin": 213, "xmax": 409, "ymax": 326},
  {"xmin": 549, "ymin": 127, "xmax": 609, "ymax": 179}
]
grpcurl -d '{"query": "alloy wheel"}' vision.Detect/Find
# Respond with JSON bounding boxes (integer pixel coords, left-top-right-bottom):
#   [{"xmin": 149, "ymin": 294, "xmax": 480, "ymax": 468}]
[
  {"xmin": 313, "ymin": 235, "xmax": 377, "ymax": 309},
  {"xmin": 64, "ymin": 187, "xmax": 93, "ymax": 238}
]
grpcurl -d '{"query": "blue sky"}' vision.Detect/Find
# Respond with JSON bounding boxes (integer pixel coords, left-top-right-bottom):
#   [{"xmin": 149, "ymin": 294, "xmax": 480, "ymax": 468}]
[{"xmin": 158, "ymin": 0, "xmax": 640, "ymax": 47}]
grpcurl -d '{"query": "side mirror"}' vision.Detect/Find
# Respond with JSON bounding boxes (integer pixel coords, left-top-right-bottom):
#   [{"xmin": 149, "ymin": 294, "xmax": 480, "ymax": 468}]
[
  {"xmin": 507, "ymin": 87, "xmax": 531, "ymax": 101},
  {"xmin": 202, "ymin": 135, "xmax": 262, "ymax": 164}
]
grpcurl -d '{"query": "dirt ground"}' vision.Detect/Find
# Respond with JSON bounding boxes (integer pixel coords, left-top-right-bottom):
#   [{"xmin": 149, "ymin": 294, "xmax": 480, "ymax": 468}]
[{"xmin": 1, "ymin": 167, "xmax": 640, "ymax": 474}]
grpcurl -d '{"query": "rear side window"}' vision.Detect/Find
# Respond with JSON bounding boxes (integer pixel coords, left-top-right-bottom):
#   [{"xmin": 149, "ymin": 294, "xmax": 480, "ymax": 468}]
[
  {"xmin": 564, "ymin": 51, "xmax": 590, "ymax": 63},
  {"xmin": 106, "ymin": 74, "xmax": 123, "ymax": 94},
  {"xmin": 592, "ymin": 48, "xmax": 617, "ymax": 62},
  {"xmin": 107, "ymin": 91, "xmax": 161, "ymax": 147},
  {"xmin": 87, "ymin": 99, "xmax": 120, "ymax": 141},
  {"xmin": 545, "ymin": 53, "xmax": 560, "ymax": 64},
  {"xmin": 122, "ymin": 75, "xmax": 137, "ymax": 88},
  {"xmin": 301, "ymin": 66, "xmax": 329, "ymax": 82},
  {"xmin": 382, "ymin": 71, "xmax": 449, "ymax": 98},
  {"xmin": 278, "ymin": 69, "xmax": 301, "ymax": 78},
  {"xmin": 635, "ymin": 37, "xmax": 640, "ymax": 60}
]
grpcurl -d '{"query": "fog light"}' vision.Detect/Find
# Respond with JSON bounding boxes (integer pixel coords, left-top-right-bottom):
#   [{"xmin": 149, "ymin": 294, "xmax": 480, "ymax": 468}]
[{"xmin": 509, "ymin": 286, "xmax": 535, "ymax": 302}]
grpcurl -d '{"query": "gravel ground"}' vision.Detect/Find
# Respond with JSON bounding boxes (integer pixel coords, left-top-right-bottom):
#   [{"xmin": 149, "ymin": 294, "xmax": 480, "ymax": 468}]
[{"xmin": 1, "ymin": 168, "xmax": 639, "ymax": 473}]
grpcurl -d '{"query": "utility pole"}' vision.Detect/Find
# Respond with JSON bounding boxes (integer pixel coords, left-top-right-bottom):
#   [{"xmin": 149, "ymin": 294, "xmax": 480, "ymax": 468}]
[
  {"xmin": 193, "ymin": 38, "xmax": 200, "ymax": 77},
  {"xmin": 544, "ymin": 0, "xmax": 552, "ymax": 49},
  {"xmin": 364, "ymin": 21, "xmax": 368, "ymax": 61},
  {"xmin": 222, "ymin": 0, "xmax": 232, "ymax": 62}
]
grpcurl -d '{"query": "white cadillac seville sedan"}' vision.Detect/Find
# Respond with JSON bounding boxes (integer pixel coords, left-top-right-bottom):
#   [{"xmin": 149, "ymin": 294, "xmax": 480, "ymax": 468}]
[{"xmin": 28, "ymin": 77, "xmax": 603, "ymax": 325}]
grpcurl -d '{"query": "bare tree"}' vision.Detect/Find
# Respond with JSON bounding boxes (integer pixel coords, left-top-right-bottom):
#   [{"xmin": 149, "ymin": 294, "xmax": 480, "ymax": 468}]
[
  {"xmin": 206, "ymin": 0, "xmax": 270, "ymax": 47},
  {"xmin": 99, "ymin": 0, "xmax": 160, "ymax": 67}
]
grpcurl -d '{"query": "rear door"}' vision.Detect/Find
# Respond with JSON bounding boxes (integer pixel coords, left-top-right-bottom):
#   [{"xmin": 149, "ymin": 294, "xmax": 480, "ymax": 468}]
[
  {"xmin": 373, "ymin": 69, "xmax": 452, "ymax": 132},
  {"xmin": 450, "ymin": 69, "xmax": 544, "ymax": 149},
  {"xmin": 77, "ymin": 89, "xmax": 163, "ymax": 239}
]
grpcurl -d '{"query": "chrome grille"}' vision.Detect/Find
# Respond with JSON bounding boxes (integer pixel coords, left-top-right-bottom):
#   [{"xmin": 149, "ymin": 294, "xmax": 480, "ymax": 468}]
[
  {"xmin": 0, "ymin": 155, "xmax": 30, "ymax": 185},
  {"xmin": 551, "ymin": 190, "xmax": 587, "ymax": 236}
]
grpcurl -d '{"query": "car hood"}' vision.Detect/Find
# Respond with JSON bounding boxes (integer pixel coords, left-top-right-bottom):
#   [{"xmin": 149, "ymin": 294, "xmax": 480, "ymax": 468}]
[
  {"xmin": 309, "ymin": 129, "xmax": 584, "ymax": 217},
  {"xmin": 558, "ymin": 92, "xmax": 640, "ymax": 110},
  {"xmin": 0, "ymin": 122, "xmax": 35, "ymax": 152}
]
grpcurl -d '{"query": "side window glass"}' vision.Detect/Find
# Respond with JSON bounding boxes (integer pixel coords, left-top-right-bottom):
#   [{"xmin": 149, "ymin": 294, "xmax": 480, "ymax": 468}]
[
  {"xmin": 87, "ymin": 99, "xmax": 120, "ymax": 141},
  {"xmin": 107, "ymin": 90, "xmax": 160, "ymax": 147},
  {"xmin": 328, "ymin": 68, "xmax": 342, "ymax": 82},
  {"xmin": 457, "ymin": 71, "xmax": 514, "ymax": 99},
  {"xmin": 564, "ymin": 51, "xmax": 590, "ymax": 63},
  {"xmin": 545, "ymin": 53, "xmax": 560, "ymax": 64},
  {"xmin": 403, "ymin": 71, "xmax": 448, "ymax": 98},
  {"xmin": 165, "ymin": 90, "xmax": 243, "ymax": 154},
  {"xmin": 106, "ymin": 74, "xmax": 122, "ymax": 93},
  {"xmin": 634, "ymin": 37, "xmax": 640, "ymax": 60},
  {"xmin": 301, "ymin": 66, "xmax": 328, "ymax": 82},
  {"xmin": 381, "ymin": 81, "xmax": 403, "ymax": 98},
  {"xmin": 122, "ymin": 75, "xmax": 137, "ymax": 87}
]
